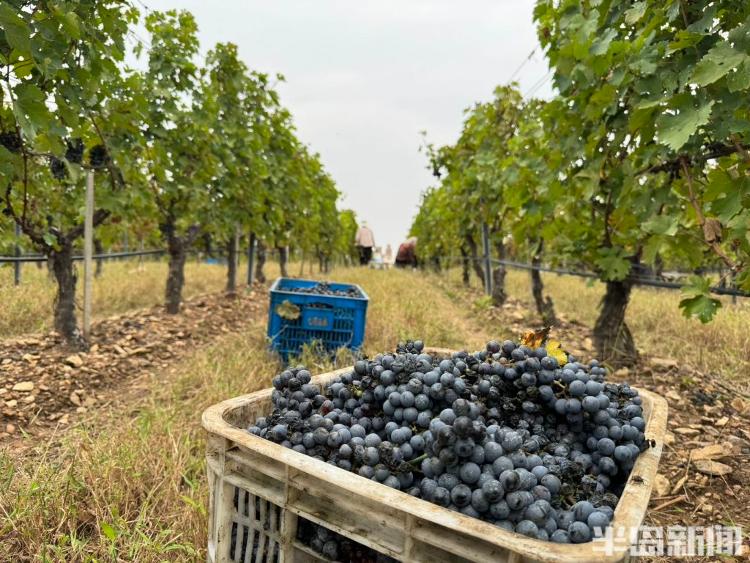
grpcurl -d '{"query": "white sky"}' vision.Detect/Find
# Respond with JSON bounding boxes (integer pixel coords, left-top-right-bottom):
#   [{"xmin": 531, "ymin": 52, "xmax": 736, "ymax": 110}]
[{"xmin": 136, "ymin": 0, "xmax": 553, "ymax": 251}]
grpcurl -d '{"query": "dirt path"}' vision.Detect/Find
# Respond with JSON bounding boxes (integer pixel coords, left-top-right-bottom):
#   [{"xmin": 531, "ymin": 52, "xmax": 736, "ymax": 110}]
[{"xmin": 0, "ymin": 288, "xmax": 266, "ymax": 451}]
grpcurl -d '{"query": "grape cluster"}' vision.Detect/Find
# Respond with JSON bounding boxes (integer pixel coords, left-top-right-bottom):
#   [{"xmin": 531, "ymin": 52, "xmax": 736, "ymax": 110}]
[
  {"xmin": 297, "ymin": 518, "xmax": 397, "ymax": 562},
  {"xmin": 248, "ymin": 339, "xmax": 648, "ymax": 544},
  {"xmin": 286, "ymin": 281, "xmax": 363, "ymax": 298},
  {"xmin": 0, "ymin": 131, "xmax": 22, "ymax": 153},
  {"xmin": 690, "ymin": 389, "xmax": 717, "ymax": 406},
  {"xmin": 88, "ymin": 144, "xmax": 109, "ymax": 168},
  {"xmin": 49, "ymin": 157, "xmax": 68, "ymax": 180},
  {"xmin": 65, "ymin": 138, "xmax": 84, "ymax": 164}
]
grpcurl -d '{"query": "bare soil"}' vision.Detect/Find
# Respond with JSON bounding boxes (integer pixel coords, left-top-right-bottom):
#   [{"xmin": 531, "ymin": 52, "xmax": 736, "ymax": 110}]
[{"xmin": 0, "ymin": 289, "xmax": 265, "ymax": 451}]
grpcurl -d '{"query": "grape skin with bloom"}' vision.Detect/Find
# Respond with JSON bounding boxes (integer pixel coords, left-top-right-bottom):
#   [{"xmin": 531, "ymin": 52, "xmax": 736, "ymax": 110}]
[{"xmin": 247, "ymin": 339, "xmax": 647, "ymax": 545}]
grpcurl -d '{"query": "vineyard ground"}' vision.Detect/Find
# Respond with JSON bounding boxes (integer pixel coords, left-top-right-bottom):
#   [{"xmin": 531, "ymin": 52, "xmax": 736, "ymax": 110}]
[
  {"xmin": 0, "ymin": 259, "xmax": 231, "ymax": 338},
  {"xmin": 1, "ymin": 267, "xmax": 749, "ymax": 560}
]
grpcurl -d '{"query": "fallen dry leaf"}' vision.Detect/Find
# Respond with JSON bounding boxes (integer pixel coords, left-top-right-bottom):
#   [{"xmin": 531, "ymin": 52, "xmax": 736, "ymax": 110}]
[
  {"xmin": 665, "ymin": 390, "xmax": 682, "ymax": 403},
  {"xmin": 730, "ymin": 397, "xmax": 748, "ymax": 414},
  {"xmin": 694, "ymin": 460, "xmax": 732, "ymax": 477},
  {"xmin": 671, "ymin": 475, "xmax": 688, "ymax": 495},
  {"xmin": 691, "ymin": 444, "xmax": 727, "ymax": 461},
  {"xmin": 654, "ymin": 473, "xmax": 671, "ymax": 497},
  {"xmin": 651, "ymin": 357, "xmax": 677, "ymax": 369},
  {"xmin": 673, "ymin": 427, "xmax": 701, "ymax": 436}
]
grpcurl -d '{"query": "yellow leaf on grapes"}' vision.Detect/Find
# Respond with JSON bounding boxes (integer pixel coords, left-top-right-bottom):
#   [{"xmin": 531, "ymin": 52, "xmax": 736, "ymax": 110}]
[
  {"xmin": 546, "ymin": 339, "xmax": 568, "ymax": 365},
  {"xmin": 520, "ymin": 327, "xmax": 551, "ymax": 349}
]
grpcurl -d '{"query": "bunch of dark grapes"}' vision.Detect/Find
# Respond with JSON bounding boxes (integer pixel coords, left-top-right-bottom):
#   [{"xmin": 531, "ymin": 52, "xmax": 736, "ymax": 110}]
[
  {"xmin": 0, "ymin": 131, "xmax": 22, "ymax": 153},
  {"xmin": 690, "ymin": 389, "xmax": 717, "ymax": 406},
  {"xmin": 248, "ymin": 338, "xmax": 648, "ymax": 545},
  {"xmin": 65, "ymin": 138, "xmax": 84, "ymax": 164},
  {"xmin": 287, "ymin": 281, "xmax": 363, "ymax": 298},
  {"xmin": 297, "ymin": 518, "xmax": 397, "ymax": 562},
  {"xmin": 49, "ymin": 157, "xmax": 68, "ymax": 180},
  {"xmin": 88, "ymin": 144, "xmax": 109, "ymax": 168}
]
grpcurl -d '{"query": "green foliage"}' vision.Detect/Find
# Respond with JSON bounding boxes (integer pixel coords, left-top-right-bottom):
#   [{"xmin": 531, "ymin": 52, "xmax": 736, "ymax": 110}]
[
  {"xmin": 415, "ymin": 1, "xmax": 750, "ymax": 325},
  {"xmin": 413, "ymin": 0, "xmax": 750, "ymax": 327},
  {"xmin": 1, "ymin": 3, "xmax": 351, "ymax": 331},
  {"xmin": 203, "ymin": 42, "xmax": 275, "ymax": 244},
  {"xmin": 533, "ymin": 0, "xmax": 750, "ymax": 319},
  {"xmin": 335, "ymin": 209, "xmax": 359, "ymax": 263},
  {"xmin": 0, "ymin": 0, "xmax": 139, "ymax": 251},
  {"xmin": 410, "ymin": 186, "xmax": 460, "ymax": 262},
  {"xmin": 679, "ymin": 276, "xmax": 722, "ymax": 323},
  {"xmin": 0, "ymin": 3, "xmax": 348, "ymax": 259},
  {"xmin": 413, "ymin": 85, "xmax": 528, "ymax": 263},
  {"xmin": 129, "ymin": 11, "xmax": 346, "ymax": 261},
  {"xmin": 130, "ymin": 10, "xmax": 216, "ymax": 244}
]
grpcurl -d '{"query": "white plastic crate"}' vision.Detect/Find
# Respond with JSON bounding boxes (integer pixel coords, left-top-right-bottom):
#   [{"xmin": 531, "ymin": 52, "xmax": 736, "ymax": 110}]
[{"xmin": 203, "ymin": 356, "xmax": 668, "ymax": 563}]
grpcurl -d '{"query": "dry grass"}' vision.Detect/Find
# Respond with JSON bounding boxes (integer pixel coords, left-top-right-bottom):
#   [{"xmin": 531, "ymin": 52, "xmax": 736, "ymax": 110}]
[
  {"xmin": 438, "ymin": 266, "xmax": 750, "ymax": 383},
  {"xmin": 0, "ymin": 324, "xmax": 273, "ymax": 562},
  {"xmin": 2, "ymin": 265, "xmax": 748, "ymax": 561},
  {"xmin": 317, "ymin": 268, "xmax": 492, "ymax": 353},
  {"xmin": 508, "ymin": 269, "xmax": 750, "ymax": 382},
  {"xmin": 0, "ymin": 259, "xmax": 258, "ymax": 338},
  {"xmin": 0, "ymin": 266, "xmax": 492, "ymax": 562}
]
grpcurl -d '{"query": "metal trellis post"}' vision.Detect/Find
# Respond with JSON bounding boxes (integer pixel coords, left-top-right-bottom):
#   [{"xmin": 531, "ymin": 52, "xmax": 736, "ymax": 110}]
[
  {"xmin": 14, "ymin": 223, "xmax": 21, "ymax": 286},
  {"xmin": 83, "ymin": 171, "xmax": 94, "ymax": 341},
  {"xmin": 481, "ymin": 222, "xmax": 493, "ymax": 296},
  {"xmin": 247, "ymin": 232, "xmax": 256, "ymax": 287}
]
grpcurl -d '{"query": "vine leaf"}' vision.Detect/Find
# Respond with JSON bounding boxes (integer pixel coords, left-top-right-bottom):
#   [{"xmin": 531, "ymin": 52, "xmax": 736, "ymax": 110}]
[
  {"xmin": 727, "ymin": 61, "xmax": 750, "ymax": 93},
  {"xmin": 642, "ymin": 215, "xmax": 678, "ymax": 236},
  {"xmin": 520, "ymin": 329, "xmax": 568, "ymax": 364},
  {"xmin": 679, "ymin": 276, "xmax": 721, "ymax": 323},
  {"xmin": 521, "ymin": 327, "xmax": 551, "ymax": 349},
  {"xmin": 42, "ymin": 233, "xmax": 58, "ymax": 249},
  {"xmin": 545, "ymin": 340, "xmax": 568, "ymax": 365},
  {"xmin": 710, "ymin": 190, "xmax": 744, "ymax": 223},
  {"xmin": 624, "ymin": 2, "xmax": 647, "ymax": 25},
  {"xmin": 276, "ymin": 300, "xmax": 301, "ymax": 321},
  {"xmin": 690, "ymin": 41, "xmax": 750, "ymax": 86},
  {"xmin": 12, "ymin": 83, "xmax": 49, "ymax": 139},
  {"xmin": 595, "ymin": 247, "xmax": 631, "ymax": 281},
  {"xmin": 656, "ymin": 99, "xmax": 714, "ymax": 151},
  {"xmin": 0, "ymin": 5, "xmax": 31, "ymax": 55}
]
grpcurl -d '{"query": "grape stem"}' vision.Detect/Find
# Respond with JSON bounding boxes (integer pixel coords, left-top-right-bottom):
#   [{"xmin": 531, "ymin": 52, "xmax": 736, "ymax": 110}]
[
  {"xmin": 680, "ymin": 157, "xmax": 740, "ymax": 272},
  {"xmin": 408, "ymin": 453, "xmax": 428, "ymax": 466}
]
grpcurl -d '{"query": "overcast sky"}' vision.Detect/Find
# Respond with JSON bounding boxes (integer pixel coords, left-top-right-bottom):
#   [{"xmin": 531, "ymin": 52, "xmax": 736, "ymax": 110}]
[{"xmin": 138, "ymin": 0, "xmax": 553, "ymax": 251}]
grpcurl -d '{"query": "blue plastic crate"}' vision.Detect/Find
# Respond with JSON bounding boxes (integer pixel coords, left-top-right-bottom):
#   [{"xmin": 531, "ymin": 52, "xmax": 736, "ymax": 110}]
[{"xmin": 267, "ymin": 278, "xmax": 369, "ymax": 359}]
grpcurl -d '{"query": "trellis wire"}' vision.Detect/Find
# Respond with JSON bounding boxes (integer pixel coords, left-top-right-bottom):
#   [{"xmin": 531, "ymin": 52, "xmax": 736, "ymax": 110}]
[{"xmin": 435, "ymin": 254, "xmax": 749, "ymax": 299}]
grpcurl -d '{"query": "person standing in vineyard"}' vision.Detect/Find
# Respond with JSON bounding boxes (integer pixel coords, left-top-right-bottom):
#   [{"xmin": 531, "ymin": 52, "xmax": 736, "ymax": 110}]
[
  {"xmin": 355, "ymin": 222, "xmax": 375, "ymax": 265},
  {"xmin": 384, "ymin": 243, "xmax": 393, "ymax": 269},
  {"xmin": 395, "ymin": 237, "xmax": 418, "ymax": 269}
]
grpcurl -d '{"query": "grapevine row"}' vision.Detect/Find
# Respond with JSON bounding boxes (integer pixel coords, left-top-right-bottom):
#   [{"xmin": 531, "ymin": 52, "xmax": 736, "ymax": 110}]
[
  {"xmin": 410, "ymin": 1, "xmax": 750, "ymax": 366},
  {"xmin": 0, "ymin": 4, "xmax": 358, "ymax": 346}
]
